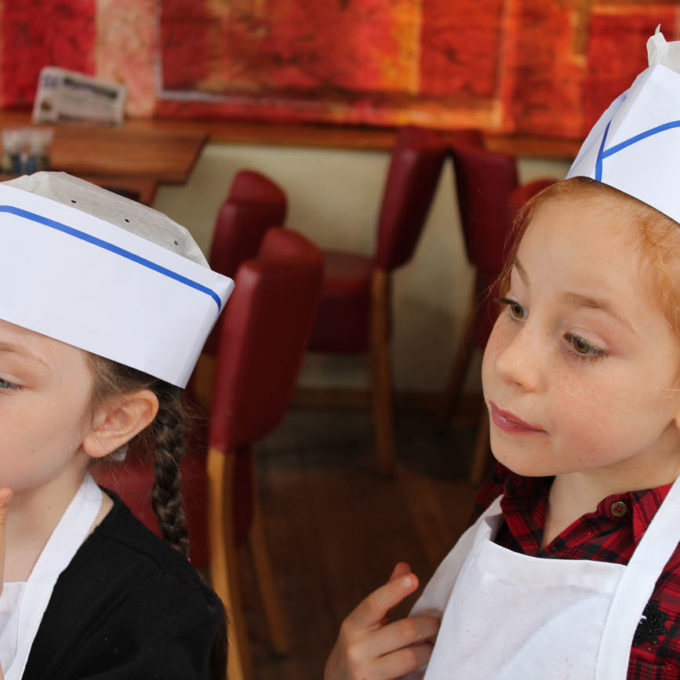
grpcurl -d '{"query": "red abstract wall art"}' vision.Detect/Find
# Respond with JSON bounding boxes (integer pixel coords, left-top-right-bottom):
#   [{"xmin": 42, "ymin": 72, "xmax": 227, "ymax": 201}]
[{"xmin": 1, "ymin": 0, "xmax": 678, "ymax": 139}]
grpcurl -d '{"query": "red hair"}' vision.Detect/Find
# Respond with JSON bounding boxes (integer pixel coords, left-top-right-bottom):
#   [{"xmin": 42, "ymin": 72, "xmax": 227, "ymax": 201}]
[{"xmin": 497, "ymin": 176, "xmax": 680, "ymax": 340}]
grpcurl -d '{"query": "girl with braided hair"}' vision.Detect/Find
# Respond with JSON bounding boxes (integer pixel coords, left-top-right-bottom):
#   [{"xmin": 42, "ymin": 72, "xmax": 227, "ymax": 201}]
[{"xmin": 0, "ymin": 172, "xmax": 233, "ymax": 680}]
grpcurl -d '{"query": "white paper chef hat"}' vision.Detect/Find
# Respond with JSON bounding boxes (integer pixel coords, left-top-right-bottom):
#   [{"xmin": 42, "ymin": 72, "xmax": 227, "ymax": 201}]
[
  {"xmin": 567, "ymin": 27, "xmax": 680, "ymax": 224},
  {"xmin": 0, "ymin": 172, "xmax": 234, "ymax": 387}
]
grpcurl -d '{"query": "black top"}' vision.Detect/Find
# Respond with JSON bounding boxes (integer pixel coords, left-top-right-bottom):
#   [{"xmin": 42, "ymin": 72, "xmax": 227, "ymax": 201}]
[{"xmin": 21, "ymin": 491, "xmax": 226, "ymax": 680}]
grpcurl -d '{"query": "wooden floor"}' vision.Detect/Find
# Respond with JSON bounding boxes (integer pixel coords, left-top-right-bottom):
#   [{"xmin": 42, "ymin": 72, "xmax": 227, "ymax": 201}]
[{"xmin": 242, "ymin": 405, "xmax": 481, "ymax": 679}]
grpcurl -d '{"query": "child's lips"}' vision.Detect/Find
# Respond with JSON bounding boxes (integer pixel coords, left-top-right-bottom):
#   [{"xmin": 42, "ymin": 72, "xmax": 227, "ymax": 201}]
[{"xmin": 489, "ymin": 402, "xmax": 544, "ymax": 434}]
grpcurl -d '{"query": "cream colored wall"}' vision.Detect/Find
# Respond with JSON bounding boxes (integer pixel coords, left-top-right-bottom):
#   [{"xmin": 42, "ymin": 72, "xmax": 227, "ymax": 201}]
[{"xmin": 153, "ymin": 143, "xmax": 570, "ymax": 393}]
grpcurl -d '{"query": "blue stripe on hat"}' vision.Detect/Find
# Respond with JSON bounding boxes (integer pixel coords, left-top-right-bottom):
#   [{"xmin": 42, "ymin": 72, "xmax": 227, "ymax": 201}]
[
  {"xmin": 595, "ymin": 121, "xmax": 611, "ymax": 182},
  {"xmin": 0, "ymin": 205, "xmax": 222, "ymax": 309},
  {"xmin": 595, "ymin": 119, "xmax": 680, "ymax": 182}
]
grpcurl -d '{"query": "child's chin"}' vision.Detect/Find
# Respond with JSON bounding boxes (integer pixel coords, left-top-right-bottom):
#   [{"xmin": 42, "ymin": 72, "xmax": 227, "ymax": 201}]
[{"xmin": 491, "ymin": 448, "xmax": 554, "ymax": 479}]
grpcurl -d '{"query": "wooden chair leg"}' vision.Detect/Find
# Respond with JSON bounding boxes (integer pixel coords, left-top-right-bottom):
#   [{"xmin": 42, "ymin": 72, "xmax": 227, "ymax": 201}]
[
  {"xmin": 248, "ymin": 453, "xmax": 288, "ymax": 654},
  {"xmin": 469, "ymin": 410, "xmax": 492, "ymax": 486},
  {"xmin": 207, "ymin": 448, "xmax": 253, "ymax": 680},
  {"xmin": 370, "ymin": 269, "xmax": 396, "ymax": 476},
  {"xmin": 193, "ymin": 353, "xmax": 217, "ymax": 411},
  {"xmin": 437, "ymin": 282, "xmax": 478, "ymax": 431}
]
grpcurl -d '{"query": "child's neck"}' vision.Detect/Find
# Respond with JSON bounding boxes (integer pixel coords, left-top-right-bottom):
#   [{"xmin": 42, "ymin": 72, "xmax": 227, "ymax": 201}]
[
  {"xmin": 542, "ymin": 457, "xmax": 680, "ymax": 550},
  {"xmin": 4, "ymin": 456, "xmax": 108, "ymax": 582}
]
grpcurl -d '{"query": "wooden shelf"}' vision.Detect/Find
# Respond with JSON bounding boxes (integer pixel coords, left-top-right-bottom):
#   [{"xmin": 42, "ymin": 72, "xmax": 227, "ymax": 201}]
[
  {"xmin": 132, "ymin": 117, "xmax": 581, "ymax": 158},
  {"xmin": 0, "ymin": 108, "xmax": 581, "ymax": 160}
]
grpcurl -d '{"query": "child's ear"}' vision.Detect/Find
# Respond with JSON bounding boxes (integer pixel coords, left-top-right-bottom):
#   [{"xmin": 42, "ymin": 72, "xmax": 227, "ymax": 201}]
[{"xmin": 83, "ymin": 390, "xmax": 159, "ymax": 459}]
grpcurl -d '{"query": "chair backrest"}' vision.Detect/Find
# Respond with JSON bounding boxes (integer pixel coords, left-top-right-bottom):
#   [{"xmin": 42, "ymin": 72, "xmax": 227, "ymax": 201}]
[
  {"xmin": 448, "ymin": 128, "xmax": 485, "ymax": 148},
  {"xmin": 209, "ymin": 169, "xmax": 287, "ymax": 279},
  {"xmin": 374, "ymin": 126, "xmax": 448, "ymax": 271},
  {"xmin": 452, "ymin": 144, "xmax": 557, "ymax": 347},
  {"xmin": 450, "ymin": 142, "xmax": 520, "ymax": 281},
  {"xmin": 209, "ymin": 228, "xmax": 323, "ymax": 454},
  {"xmin": 203, "ymin": 170, "xmax": 287, "ymax": 356}
]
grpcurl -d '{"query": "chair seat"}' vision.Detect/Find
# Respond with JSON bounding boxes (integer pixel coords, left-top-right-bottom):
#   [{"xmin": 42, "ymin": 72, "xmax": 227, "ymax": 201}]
[{"xmin": 307, "ymin": 250, "xmax": 374, "ymax": 353}]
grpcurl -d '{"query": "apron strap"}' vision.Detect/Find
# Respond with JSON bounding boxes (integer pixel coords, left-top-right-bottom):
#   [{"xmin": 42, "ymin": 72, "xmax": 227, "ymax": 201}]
[
  {"xmin": 597, "ymin": 474, "xmax": 680, "ymax": 679},
  {"xmin": 5, "ymin": 474, "xmax": 102, "ymax": 680}
]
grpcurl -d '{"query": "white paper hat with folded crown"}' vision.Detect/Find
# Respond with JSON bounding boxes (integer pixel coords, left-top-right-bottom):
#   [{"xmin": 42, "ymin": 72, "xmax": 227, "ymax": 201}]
[
  {"xmin": 0, "ymin": 171, "xmax": 234, "ymax": 387},
  {"xmin": 568, "ymin": 27, "xmax": 680, "ymax": 224}
]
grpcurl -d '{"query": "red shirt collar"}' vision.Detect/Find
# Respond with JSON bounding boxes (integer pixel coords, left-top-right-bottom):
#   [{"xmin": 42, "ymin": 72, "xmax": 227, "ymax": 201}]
[{"xmin": 495, "ymin": 467, "xmax": 672, "ymax": 557}]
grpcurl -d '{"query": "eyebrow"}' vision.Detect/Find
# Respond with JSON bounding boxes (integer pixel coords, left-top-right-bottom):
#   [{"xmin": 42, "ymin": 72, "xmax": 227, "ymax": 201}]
[
  {"xmin": 512, "ymin": 259, "xmax": 636, "ymax": 334},
  {"xmin": 0, "ymin": 342, "xmax": 48, "ymax": 367},
  {"xmin": 560, "ymin": 292, "xmax": 636, "ymax": 333},
  {"xmin": 514, "ymin": 259, "xmax": 529, "ymax": 285}
]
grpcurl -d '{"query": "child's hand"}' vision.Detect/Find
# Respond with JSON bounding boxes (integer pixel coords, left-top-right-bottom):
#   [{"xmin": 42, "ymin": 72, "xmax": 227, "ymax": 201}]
[
  {"xmin": 324, "ymin": 562, "xmax": 439, "ymax": 680},
  {"xmin": 0, "ymin": 488, "xmax": 12, "ymax": 680}
]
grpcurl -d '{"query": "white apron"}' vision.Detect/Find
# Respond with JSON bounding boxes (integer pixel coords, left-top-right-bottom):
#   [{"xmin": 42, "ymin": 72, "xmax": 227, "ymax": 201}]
[
  {"xmin": 0, "ymin": 474, "xmax": 103, "ymax": 680},
  {"xmin": 409, "ymin": 476, "xmax": 680, "ymax": 680}
]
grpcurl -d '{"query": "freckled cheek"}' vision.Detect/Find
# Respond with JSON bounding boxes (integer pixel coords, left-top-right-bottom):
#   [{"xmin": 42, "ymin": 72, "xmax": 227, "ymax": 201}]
[{"xmin": 549, "ymin": 379, "xmax": 619, "ymax": 455}]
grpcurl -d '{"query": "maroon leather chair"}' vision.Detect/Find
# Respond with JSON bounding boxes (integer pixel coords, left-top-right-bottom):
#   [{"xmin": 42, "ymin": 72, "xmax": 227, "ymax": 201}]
[
  {"xmin": 201, "ymin": 169, "xmax": 287, "ymax": 358},
  {"xmin": 208, "ymin": 169, "xmax": 287, "ymax": 280},
  {"xmin": 206, "ymin": 227, "xmax": 322, "ymax": 680},
  {"xmin": 96, "ymin": 228, "xmax": 323, "ymax": 680},
  {"xmin": 307, "ymin": 126, "xmax": 448, "ymax": 475},
  {"xmin": 441, "ymin": 139, "xmax": 556, "ymax": 483}
]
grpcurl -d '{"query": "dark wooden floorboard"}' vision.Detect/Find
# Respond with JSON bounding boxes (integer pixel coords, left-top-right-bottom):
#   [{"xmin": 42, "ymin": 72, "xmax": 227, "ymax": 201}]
[{"xmin": 245, "ymin": 407, "xmax": 481, "ymax": 679}]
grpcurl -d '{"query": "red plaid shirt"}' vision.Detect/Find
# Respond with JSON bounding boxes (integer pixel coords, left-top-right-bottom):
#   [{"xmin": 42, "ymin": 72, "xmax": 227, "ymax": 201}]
[{"xmin": 473, "ymin": 464, "xmax": 680, "ymax": 679}]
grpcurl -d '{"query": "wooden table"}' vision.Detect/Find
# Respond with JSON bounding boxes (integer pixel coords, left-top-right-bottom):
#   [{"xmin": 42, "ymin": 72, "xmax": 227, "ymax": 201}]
[
  {"xmin": 0, "ymin": 110, "xmax": 208, "ymax": 205},
  {"xmin": 47, "ymin": 125, "xmax": 207, "ymax": 184}
]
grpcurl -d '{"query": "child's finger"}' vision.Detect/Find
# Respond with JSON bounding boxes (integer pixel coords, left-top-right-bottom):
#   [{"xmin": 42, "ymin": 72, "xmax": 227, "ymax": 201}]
[
  {"xmin": 345, "ymin": 573, "xmax": 419, "ymax": 630},
  {"xmin": 327, "ymin": 614, "xmax": 437, "ymax": 680},
  {"xmin": 372, "ymin": 641, "xmax": 435, "ymax": 680},
  {"xmin": 345, "ymin": 574, "xmax": 418, "ymax": 630},
  {"xmin": 388, "ymin": 562, "xmax": 412, "ymax": 582},
  {"xmin": 360, "ymin": 614, "xmax": 440, "ymax": 659}
]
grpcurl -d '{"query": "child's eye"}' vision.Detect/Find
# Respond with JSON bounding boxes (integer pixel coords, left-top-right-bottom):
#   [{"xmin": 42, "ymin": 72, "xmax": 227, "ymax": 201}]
[
  {"xmin": 564, "ymin": 333, "xmax": 607, "ymax": 360},
  {"xmin": 498, "ymin": 297, "xmax": 527, "ymax": 320},
  {"xmin": 0, "ymin": 377, "xmax": 20, "ymax": 391}
]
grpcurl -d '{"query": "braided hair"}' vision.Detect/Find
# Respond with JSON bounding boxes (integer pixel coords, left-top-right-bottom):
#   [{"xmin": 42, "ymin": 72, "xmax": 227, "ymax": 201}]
[{"xmin": 88, "ymin": 354, "xmax": 190, "ymax": 557}]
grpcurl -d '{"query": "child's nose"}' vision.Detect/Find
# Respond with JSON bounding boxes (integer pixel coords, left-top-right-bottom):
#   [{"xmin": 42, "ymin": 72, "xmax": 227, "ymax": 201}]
[{"xmin": 493, "ymin": 323, "xmax": 544, "ymax": 393}]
